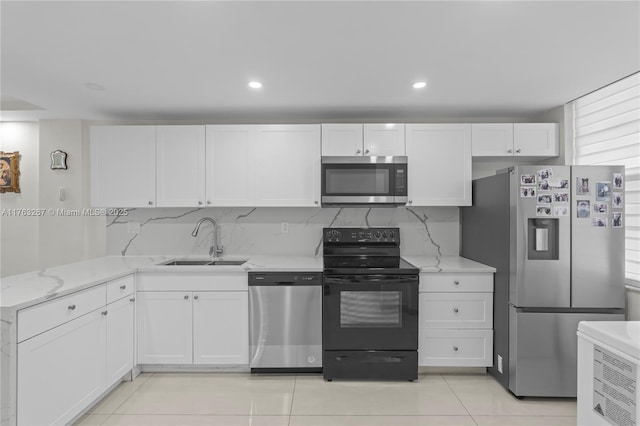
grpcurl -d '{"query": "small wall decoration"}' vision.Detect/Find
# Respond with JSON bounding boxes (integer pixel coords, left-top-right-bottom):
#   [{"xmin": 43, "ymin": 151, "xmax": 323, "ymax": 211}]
[
  {"xmin": 0, "ymin": 151, "xmax": 21, "ymax": 193},
  {"xmin": 50, "ymin": 150, "xmax": 68, "ymax": 170}
]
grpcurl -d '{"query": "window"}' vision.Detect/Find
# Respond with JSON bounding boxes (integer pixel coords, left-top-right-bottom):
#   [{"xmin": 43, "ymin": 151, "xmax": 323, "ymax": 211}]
[{"xmin": 573, "ymin": 73, "xmax": 640, "ymax": 284}]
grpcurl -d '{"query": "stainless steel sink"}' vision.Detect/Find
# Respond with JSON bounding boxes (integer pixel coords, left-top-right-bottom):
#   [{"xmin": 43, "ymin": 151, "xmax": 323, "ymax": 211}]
[
  {"xmin": 210, "ymin": 260, "xmax": 247, "ymax": 266},
  {"xmin": 163, "ymin": 260, "xmax": 215, "ymax": 266},
  {"xmin": 162, "ymin": 259, "xmax": 247, "ymax": 266}
]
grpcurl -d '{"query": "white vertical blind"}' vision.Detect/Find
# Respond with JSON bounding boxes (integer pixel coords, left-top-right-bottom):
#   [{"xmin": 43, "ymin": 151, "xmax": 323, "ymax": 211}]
[{"xmin": 573, "ymin": 73, "xmax": 640, "ymax": 284}]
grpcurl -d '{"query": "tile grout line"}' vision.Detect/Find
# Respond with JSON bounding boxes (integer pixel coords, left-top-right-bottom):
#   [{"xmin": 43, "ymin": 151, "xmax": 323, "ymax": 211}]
[
  {"xmin": 441, "ymin": 374, "xmax": 479, "ymax": 426},
  {"xmin": 104, "ymin": 371, "xmax": 156, "ymax": 420},
  {"xmin": 288, "ymin": 374, "xmax": 298, "ymax": 426}
]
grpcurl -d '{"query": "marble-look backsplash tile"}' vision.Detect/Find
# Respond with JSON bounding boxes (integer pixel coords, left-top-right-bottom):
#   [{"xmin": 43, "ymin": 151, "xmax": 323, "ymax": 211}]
[{"xmin": 106, "ymin": 207, "xmax": 459, "ymax": 257}]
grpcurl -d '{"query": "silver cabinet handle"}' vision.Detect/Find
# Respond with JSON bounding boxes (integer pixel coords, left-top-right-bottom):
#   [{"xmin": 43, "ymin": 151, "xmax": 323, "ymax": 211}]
[
  {"xmin": 207, "ymin": 200, "xmax": 211, "ymax": 205},
  {"xmin": 356, "ymin": 149, "xmax": 362, "ymax": 154},
  {"xmin": 130, "ymin": 297, "xmax": 136, "ymax": 302},
  {"xmin": 102, "ymin": 310, "xmax": 108, "ymax": 316},
  {"xmin": 68, "ymin": 304, "xmax": 76, "ymax": 311},
  {"xmin": 120, "ymin": 285, "xmax": 127, "ymax": 290},
  {"xmin": 453, "ymin": 307, "xmax": 459, "ymax": 313},
  {"xmin": 454, "ymin": 280, "xmax": 460, "ymax": 286},
  {"xmin": 365, "ymin": 149, "xmax": 370, "ymax": 154},
  {"xmin": 507, "ymin": 149, "xmax": 513, "ymax": 153},
  {"xmin": 453, "ymin": 346, "xmax": 459, "ymax": 352},
  {"xmin": 408, "ymin": 200, "xmax": 413, "ymax": 204},
  {"xmin": 516, "ymin": 149, "xmax": 521, "ymax": 153},
  {"xmin": 148, "ymin": 201, "xmax": 153, "ymax": 205},
  {"xmin": 194, "ymin": 295, "xmax": 199, "ymax": 300},
  {"xmin": 198, "ymin": 201, "xmax": 203, "ymax": 205},
  {"xmin": 314, "ymin": 201, "xmax": 319, "ymax": 205},
  {"xmin": 184, "ymin": 295, "xmax": 189, "ymax": 300}
]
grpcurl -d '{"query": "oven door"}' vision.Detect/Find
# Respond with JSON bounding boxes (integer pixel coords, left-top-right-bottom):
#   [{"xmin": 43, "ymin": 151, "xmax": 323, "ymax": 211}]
[
  {"xmin": 323, "ymin": 274, "xmax": 418, "ymax": 351},
  {"xmin": 321, "ymin": 156, "xmax": 408, "ymax": 206}
]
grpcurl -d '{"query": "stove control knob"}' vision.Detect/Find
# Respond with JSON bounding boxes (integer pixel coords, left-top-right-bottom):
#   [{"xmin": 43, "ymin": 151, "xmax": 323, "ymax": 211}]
[
  {"xmin": 326, "ymin": 231, "xmax": 332, "ymax": 240},
  {"xmin": 389, "ymin": 231, "xmax": 395, "ymax": 240},
  {"xmin": 374, "ymin": 231, "xmax": 381, "ymax": 239},
  {"xmin": 382, "ymin": 231, "xmax": 388, "ymax": 239}
]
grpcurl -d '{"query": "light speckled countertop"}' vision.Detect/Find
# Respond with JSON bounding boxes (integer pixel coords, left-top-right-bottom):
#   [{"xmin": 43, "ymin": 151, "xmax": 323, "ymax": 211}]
[{"xmin": 1, "ymin": 254, "xmax": 492, "ymax": 314}]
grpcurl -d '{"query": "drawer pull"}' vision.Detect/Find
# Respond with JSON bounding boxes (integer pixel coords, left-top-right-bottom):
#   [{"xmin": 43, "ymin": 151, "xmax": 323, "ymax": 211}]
[
  {"xmin": 453, "ymin": 346, "xmax": 459, "ymax": 352},
  {"xmin": 194, "ymin": 295, "xmax": 199, "ymax": 300},
  {"xmin": 120, "ymin": 285, "xmax": 127, "ymax": 290},
  {"xmin": 453, "ymin": 307, "xmax": 459, "ymax": 313},
  {"xmin": 454, "ymin": 280, "xmax": 460, "ymax": 285},
  {"xmin": 102, "ymin": 311, "xmax": 108, "ymax": 316},
  {"xmin": 184, "ymin": 295, "xmax": 189, "ymax": 300},
  {"xmin": 68, "ymin": 304, "xmax": 76, "ymax": 311},
  {"xmin": 130, "ymin": 297, "xmax": 136, "ymax": 302}
]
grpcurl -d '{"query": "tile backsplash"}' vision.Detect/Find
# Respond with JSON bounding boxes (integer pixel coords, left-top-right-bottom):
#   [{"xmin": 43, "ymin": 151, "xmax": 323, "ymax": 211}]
[{"xmin": 106, "ymin": 206, "xmax": 459, "ymax": 258}]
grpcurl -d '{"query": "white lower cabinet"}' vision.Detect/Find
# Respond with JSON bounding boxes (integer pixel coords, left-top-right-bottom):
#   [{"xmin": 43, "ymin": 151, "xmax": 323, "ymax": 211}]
[
  {"xmin": 15, "ymin": 275, "xmax": 135, "ymax": 426},
  {"xmin": 18, "ymin": 309, "xmax": 106, "ymax": 426},
  {"xmin": 193, "ymin": 292, "xmax": 248, "ymax": 365},
  {"xmin": 136, "ymin": 272, "xmax": 249, "ymax": 366},
  {"xmin": 418, "ymin": 272, "xmax": 494, "ymax": 367},
  {"xmin": 137, "ymin": 292, "xmax": 193, "ymax": 364},
  {"xmin": 105, "ymin": 295, "xmax": 135, "ymax": 386}
]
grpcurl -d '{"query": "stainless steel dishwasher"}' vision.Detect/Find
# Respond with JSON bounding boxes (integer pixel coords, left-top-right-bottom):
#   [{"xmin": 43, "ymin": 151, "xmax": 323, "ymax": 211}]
[{"xmin": 248, "ymin": 272, "xmax": 322, "ymax": 373}]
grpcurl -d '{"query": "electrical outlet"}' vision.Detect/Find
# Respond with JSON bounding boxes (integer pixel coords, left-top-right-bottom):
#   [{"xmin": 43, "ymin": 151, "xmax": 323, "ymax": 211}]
[
  {"xmin": 281, "ymin": 222, "xmax": 289, "ymax": 233},
  {"xmin": 127, "ymin": 221, "xmax": 140, "ymax": 235},
  {"xmin": 498, "ymin": 354, "xmax": 503, "ymax": 373}
]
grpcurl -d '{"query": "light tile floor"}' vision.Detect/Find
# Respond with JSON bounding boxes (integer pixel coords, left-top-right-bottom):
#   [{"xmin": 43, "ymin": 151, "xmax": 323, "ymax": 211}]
[{"xmin": 76, "ymin": 372, "xmax": 576, "ymax": 426}]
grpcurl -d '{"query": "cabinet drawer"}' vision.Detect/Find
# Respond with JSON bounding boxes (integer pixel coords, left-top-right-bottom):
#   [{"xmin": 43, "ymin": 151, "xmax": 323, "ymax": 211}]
[
  {"xmin": 419, "ymin": 329, "xmax": 493, "ymax": 367},
  {"xmin": 420, "ymin": 273, "xmax": 493, "ymax": 292},
  {"xmin": 419, "ymin": 293, "xmax": 493, "ymax": 329},
  {"xmin": 106, "ymin": 274, "xmax": 135, "ymax": 304},
  {"xmin": 18, "ymin": 284, "xmax": 106, "ymax": 342},
  {"xmin": 137, "ymin": 272, "xmax": 248, "ymax": 292}
]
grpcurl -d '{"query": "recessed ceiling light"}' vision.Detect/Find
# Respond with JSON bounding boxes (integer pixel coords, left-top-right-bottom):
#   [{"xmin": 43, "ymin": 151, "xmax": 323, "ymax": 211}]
[
  {"xmin": 412, "ymin": 81, "xmax": 427, "ymax": 89},
  {"xmin": 248, "ymin": 81, "xmax": 262, "ymax": 89},
  {"xmin": 84, "ymin": 82, "xmax": 105, "ymax": 91}
]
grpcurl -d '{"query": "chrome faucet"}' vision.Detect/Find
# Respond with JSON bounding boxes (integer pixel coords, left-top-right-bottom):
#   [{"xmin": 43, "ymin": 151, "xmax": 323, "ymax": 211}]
[{"xmin": 191, "ymin": 217, "xmax": 223, "ymax": 257}]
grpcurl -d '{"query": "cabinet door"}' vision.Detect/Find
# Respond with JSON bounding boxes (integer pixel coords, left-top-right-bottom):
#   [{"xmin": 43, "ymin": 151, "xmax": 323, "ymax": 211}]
[
  {"xmin": 253, "ymin": 125, "xmax": 321, "ymax": 207},
  {"xmin": 90, "ymin": 126, "xmax": 156, "ymax": 207},
  {"xmin": 137, "ymin": 292, "xmax": 192, "ymax": 364},
  {"xmin": 405, "ymin": 124, "xmax": 472, "ymax": 206},
  {"xmin": 156, "ymin": 125, "xmax": 206, "ymax": 207},
  {"xmin": 18, "ymin": 309, "xmax": 106, "ymax": 426},
  {"xmin": 206, "ymin": 125, "xmax": 255, "ymax": 206},
  {"xmin": 471, "ymin": 123, "xmax": 514, "ymax": 156},
  {"xmin": 106, "ymin": 296, "xmax": 135, "ymax": 387},
  {"xmin": 514, "ymin": 123, "xmax": 559, "ymax": 156},
  {"xmin": 193, "ymin": 291, "xmax": 249, "ymax": 365},
  {"xmin": 321, "ymin": 123, "xmax": 363, "ymax": 156},
  {"xmin": 363, "ymin": 123, "xmax": 405, "ymax": 156}
]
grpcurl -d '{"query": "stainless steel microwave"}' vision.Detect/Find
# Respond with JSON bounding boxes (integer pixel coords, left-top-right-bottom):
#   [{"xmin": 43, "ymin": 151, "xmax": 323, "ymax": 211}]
[{"xmin": 321, "ymin": 156, "xmax": 408, "ymax": 207}]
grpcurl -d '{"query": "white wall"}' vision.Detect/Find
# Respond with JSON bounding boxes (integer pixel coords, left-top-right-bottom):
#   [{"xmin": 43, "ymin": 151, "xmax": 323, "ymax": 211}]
[
  {"xmin": 1, "ymin": 120, "xmax": 105, "ymax": 277},
  {"xmin": 0, "ymin": 122, "xmax": 40, "ymax": 276}
]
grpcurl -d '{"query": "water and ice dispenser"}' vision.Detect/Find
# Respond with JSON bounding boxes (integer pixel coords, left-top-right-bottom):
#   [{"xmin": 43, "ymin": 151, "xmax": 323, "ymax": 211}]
[{"xmin": 528, "ymin": 218, "xmax": 559, "ymax": 260}]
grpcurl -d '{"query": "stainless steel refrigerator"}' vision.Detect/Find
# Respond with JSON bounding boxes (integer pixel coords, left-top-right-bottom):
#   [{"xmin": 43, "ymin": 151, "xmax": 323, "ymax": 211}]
[{"xmin": 461, "ymin": 165, "xmax": 625, "ymax": 397}]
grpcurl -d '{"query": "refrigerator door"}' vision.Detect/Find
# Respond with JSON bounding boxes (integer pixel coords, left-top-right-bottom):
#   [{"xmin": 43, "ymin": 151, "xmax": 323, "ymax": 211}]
[
  {"xmin": 511, "ymin": 166, "xmax": 571, "ymax": 308},
  {"xmin": 508, "ymin": 306, "xmax": 624, "ymax": 397},
  {"xmin": 571, "ymin": 165, "xmax": 625, "ymax": 308}
]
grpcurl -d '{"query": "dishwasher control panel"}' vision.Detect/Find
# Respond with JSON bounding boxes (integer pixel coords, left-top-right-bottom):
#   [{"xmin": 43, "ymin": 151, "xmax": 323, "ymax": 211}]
[{"xmin": 249, "ymin": 272, "xmax": 323, "ymax": 286}]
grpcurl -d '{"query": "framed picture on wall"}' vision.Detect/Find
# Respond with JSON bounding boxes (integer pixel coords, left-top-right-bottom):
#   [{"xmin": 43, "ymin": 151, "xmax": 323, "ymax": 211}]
[{"xmin": 0, "ymin": 151, "xmax": 21, "ymax": 193}]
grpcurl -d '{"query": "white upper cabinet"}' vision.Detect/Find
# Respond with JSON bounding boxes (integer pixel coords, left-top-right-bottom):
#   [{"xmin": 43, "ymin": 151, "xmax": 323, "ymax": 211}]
[
  {"xmin": 513, "ymin": 123, "xmax": 559, "ymax": 156},
  {"xmin": 472, "ymin": 123, "xmax": 558, "ymax": 157},
  {"xmin": 406, "ymin": 124, "xmax": 472, "ymax": 206},
  {"xmin": 206, "ymin": 125, "xmax": 255, "ymax": 207},
  {"xmin": 90, "ymin": 126, "xmax": 157, "ymax": 207},
  {"xmin": 321, "ymin": 123, "xmax": 405, "ymax": 156},
  {"xmin": 156, "ymin": 125, "xmax": 206, "ymax": 207},
  {"xmin": 254, "ymin": 125, "xmax": 321, "ymax": 207},
  {"xmin": 363, "ymin": 123, "xmax": 405, "ymax": 156},
  {"xmin": 321, "ymin": 123, "xmax": 363, "ymax": 156}
]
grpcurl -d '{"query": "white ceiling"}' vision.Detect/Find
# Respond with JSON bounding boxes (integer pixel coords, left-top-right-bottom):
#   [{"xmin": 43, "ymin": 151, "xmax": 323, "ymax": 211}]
[{"xmin": 1, "ymin": 1, "xmax": 639, "ymax": 122}]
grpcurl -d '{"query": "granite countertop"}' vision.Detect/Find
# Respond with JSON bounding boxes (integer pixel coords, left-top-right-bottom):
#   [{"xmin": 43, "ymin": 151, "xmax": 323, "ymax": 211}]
[{"xmin": 1, "ymin": 254, "xmax": 492, "ymax": 314}]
